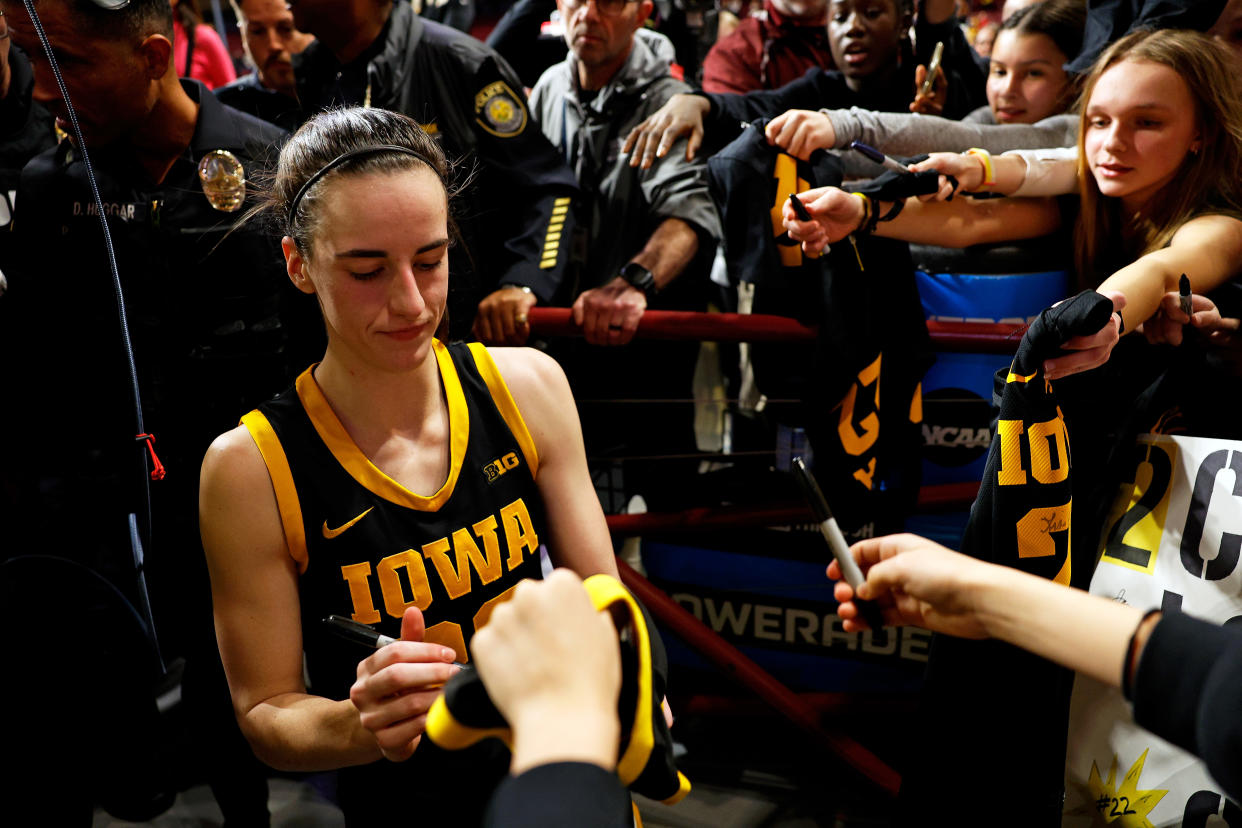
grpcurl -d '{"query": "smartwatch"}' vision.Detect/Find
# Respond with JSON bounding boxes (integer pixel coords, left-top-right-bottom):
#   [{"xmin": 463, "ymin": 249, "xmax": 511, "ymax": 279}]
[{"xmin": 620, "ymin": 262, "xmax": 657, "ymax": 298}]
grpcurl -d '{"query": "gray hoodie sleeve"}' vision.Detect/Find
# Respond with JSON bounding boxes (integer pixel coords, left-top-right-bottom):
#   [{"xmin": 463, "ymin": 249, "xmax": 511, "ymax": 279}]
[{"xmin": 824, "ymin": 107, "xmax": 1078, "ymax": 172}]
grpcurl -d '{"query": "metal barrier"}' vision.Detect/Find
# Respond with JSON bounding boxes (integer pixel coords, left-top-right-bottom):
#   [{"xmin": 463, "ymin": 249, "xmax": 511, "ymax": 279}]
[{"xmin": 528, "ymin": 307, "xmax": 1024, "ymax": 353}]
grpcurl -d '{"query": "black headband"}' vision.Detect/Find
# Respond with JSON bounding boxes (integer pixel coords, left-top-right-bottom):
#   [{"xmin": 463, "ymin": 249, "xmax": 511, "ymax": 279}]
[{"xmin": 286, "ymin": 144, "xmax": 438, "ymax": 236}]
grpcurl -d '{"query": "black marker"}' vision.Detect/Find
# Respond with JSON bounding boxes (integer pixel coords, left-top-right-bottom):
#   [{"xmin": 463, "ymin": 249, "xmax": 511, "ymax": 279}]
[
  {"xmin": 1179, "ymin": 273, "xmax": 1192, "ymax": 318},
  {"xmin": 789, "ymin": 192, "xmax": 812, "ymax": 221},
  {"xmin": 790, "ymin": 457, "xmax": 886, "ymax": 629},
  {"xmin": 848, "ymin": 140, "xmax": 911, "ymax": 175},
  {"xmin": 324, "ymin": 614, "xmax": 396, "ymax": 649}
]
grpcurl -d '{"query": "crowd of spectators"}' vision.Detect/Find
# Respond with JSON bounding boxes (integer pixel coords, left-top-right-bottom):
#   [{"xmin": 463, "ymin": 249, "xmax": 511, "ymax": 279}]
[{"xmin": 2, "ymin": 0, "xmax": 1242, "ymax": 824}]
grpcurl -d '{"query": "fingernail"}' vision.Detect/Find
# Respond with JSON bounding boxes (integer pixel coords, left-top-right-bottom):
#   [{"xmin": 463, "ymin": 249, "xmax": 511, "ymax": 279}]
[{"xmin": 442, "ymin": 648, "xmax": 455, "ymax": 661}]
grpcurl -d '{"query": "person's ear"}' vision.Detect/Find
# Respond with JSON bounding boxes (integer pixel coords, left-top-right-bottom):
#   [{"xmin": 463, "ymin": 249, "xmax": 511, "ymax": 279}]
[
  {"xmin": 282, "ymin": 236, "xmax": 317, "ymax": 294},
  {"xmin": 637, "ymin": 0, "xmax": 654, "ymax": 24},
  {"xmin": 138, "ymin": 34, "xmax": 173, "ymax": 80}
]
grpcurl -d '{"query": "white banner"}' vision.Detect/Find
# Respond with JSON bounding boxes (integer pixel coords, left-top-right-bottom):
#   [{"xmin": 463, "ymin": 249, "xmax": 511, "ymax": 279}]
[{"xmin": 1064, "ymin": 434, "xmax": 1242, "ymax": 827}]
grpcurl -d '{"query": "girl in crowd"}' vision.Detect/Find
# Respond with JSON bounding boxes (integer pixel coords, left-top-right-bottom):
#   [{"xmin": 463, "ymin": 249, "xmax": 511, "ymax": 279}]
[
  {"xmin": 783, "ymin": 27, "xmax": 1242, "ymax": 374},
  {"xmin": 199, "ymin": 107, "xmax": 619, "ymax": 825},
  {"xmin": 623, "ymin": 0, "xmax": 985, "ymax": 168},
  {"xmin": 766, "ymin": 0, "xmax": 1085, "ymax": 174}
]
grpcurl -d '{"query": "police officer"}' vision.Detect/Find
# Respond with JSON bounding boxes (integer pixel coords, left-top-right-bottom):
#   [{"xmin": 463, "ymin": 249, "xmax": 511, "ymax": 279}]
[
  {"xmin": 0, "ymin": 17, "xmax": 55, "ymax": 256},
  {"xmin": 288, "ymin": 0, "xmax": 581, "ymax": 339},
  {"xmin": 1, "ymin": 0, "xmax": 293, "ymax": 820}
]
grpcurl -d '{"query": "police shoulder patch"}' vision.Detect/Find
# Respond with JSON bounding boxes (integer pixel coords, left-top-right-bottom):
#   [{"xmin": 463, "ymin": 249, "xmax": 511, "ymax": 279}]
[{"xmin": 474, "ymin": 81, "xmax": 527, "ymax": 138}]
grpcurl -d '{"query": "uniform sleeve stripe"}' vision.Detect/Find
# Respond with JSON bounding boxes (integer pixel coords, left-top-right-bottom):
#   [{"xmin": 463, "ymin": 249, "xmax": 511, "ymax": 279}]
[
  {"xmin": 241, "ymin": 409, "xmax": 309, "ymax": 574},
  {"xmin": 553, "ymin": 196, "xmax": 571, "ymax": 207},
  {"xmin": 539, "ymin": 259, "xmax": 557, "ymax": 270},
  {"xmin": 467, "ymin": 342, "xmax": 540, "ymax": 478}
]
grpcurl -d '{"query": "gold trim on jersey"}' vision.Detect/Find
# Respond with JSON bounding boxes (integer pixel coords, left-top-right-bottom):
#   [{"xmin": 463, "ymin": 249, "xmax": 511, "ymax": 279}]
[
  {"xmin": 294, "ymin": 339, "xmax": 470, "ymax": 511},
  {"xmin": 241, "ymin": 410, "xmax": 310, "ymax": 574},
  {"xmin": 466, "ymin": 342, "xmax": 540, "ymax": 477}
]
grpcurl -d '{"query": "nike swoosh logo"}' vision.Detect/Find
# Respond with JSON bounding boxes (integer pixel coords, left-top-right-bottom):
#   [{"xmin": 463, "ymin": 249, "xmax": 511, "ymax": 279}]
[{"xmin": 322, "ymin": 507, "xmax": 374, "ymax": 539}]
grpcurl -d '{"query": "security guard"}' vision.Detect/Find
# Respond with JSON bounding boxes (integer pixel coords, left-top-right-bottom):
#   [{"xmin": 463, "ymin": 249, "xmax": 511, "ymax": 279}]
[
  {"xmin": 290, "ymin": 0, "xmax": 580, "ymax": 338},
  {"xmin": 0, "ymin": 39, "xmax": 55, "ymax": 248},
  {"xmin": 1, "ymin": 0, "xmax": 292, "ymax": 820}
]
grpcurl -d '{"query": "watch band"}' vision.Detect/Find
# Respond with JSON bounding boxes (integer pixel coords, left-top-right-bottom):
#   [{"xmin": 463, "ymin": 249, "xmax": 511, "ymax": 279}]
[{"xmin": 620, "ymin": 262, "xmax": 657, "ymax": 297}]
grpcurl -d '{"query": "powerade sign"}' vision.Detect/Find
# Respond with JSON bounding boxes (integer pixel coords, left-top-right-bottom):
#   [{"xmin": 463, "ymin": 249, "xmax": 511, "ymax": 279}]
[{"xmin": 642, "ymin": 532, "xmax": 927, "ymax": 694}]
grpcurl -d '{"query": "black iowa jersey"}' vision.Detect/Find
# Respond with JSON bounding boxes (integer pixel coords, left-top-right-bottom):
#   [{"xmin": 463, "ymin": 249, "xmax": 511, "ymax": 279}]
[{"xmin": 242, "ymin": 340, "xmax": 547, "ymax": 701}]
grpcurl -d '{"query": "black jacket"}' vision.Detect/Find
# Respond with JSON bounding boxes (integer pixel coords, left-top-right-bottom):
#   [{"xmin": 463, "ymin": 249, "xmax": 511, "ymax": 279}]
[{"xmin": 294, "ymin": 2, "xmax": 580, "ymax": 332}]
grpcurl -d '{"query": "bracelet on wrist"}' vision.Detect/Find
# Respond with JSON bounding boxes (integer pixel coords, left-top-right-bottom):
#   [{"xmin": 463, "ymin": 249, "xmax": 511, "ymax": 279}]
[
  {"xmin": 965, "ymin": 147, "xmax": 996, "ymax": 187},
  {"xmin": 848, "ymin": 191, "xmax": 873, "ymax": 234},
  {"xmin": 503, "ymin": 285, "xmax": 534, "ymax": 295}
]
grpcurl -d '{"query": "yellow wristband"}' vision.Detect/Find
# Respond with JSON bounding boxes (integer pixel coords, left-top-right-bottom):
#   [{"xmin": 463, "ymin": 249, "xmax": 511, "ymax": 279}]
[
  {"xmin": 965, "ymin": 148, "xmax": 996, "ymax": 187},
  {"xmin": 849, "ymin": 191, "xmax": 871, "ymax": 231}
]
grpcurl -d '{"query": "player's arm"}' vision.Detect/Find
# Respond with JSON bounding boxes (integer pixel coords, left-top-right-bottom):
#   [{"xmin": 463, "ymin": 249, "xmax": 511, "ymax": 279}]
[
  {"xmin": 200, "ymin": 427, "xmax": 383, "ymax": 770},
  {"xmin": 487, "ymin": 347, "xmax": 619, "ymax": 580}
]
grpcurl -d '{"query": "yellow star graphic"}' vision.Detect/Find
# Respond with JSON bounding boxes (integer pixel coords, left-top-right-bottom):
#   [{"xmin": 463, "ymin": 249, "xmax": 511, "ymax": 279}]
[{"xmin": 1083, "ymin": 749, "xmax": 1168, "ymax": 826}]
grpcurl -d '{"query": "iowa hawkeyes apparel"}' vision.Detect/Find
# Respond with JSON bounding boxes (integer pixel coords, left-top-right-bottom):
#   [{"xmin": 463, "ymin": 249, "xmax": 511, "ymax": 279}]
[{"xmin": 242, "ymin": 339, "xmax": 547, "ymax": 698}]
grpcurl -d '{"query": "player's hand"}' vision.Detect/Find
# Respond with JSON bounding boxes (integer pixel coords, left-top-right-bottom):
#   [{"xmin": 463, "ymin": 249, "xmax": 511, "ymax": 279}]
[
  {"xmin": 781, "ymin": 186, "xmax": 867, "ymax": 256},
  {"xmin": 349, "ymin": 607, "xmax": 459, "ymax": 762},
  {"xmin": 764, "ymin": 109, "xmax": 837, "ymax": 161},
  {"xmin": 1043, "ymin": 290, "xmax": 1126, "ymax": 381},
  {"xmin": 623, "ymin": 94, "xmax": 711, "ymax": 169},
  {"xmin": 909, "ymin": 64, "xmax": 947, "ymax": 115},
  {"xmin": 828, "ymin": 533, "xmax": 992, "ymax": 639},
  {"xmin": 572, "ymin": 277, "xmax": 646, "ymax": 345},
  {"xmin": 473, "ymin": 286, "xmax": 537, "ymax": 345},
  {"xmin": 472, "ymin": 570, "xmax": 621, "ymax": 774},
  {"xmin": 909, "ymin": 151, "xmax": 984, "ymax": 200}
]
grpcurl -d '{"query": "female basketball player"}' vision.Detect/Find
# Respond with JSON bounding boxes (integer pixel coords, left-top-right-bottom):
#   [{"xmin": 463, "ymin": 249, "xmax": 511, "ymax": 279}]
[{"xmin": 199, "ymin": 107, "xmax": 620, "ymax": 824}]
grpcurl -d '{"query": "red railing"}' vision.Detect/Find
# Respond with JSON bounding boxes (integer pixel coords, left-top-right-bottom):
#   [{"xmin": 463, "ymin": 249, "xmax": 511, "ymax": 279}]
[{"xmin": 527, "ymin": 308, "xmax": 1023, "ymax": 353}]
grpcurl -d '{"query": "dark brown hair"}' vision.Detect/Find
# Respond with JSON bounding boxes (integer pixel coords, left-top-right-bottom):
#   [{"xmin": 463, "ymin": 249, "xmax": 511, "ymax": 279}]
[{"xmin": 256, "ymin": 107, "xmax": 460, "ymax": 255}]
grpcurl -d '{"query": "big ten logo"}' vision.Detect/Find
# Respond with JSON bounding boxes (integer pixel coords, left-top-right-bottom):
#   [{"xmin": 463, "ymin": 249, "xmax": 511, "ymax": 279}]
[
  {"xmin": 996, "ymin": 411, "xmax": 1072, "ymax": 583},
  {"xmin": 338, "ymin": 498, "xmax": 540, "ymax": 660},
  {"xmin": 836, "ymin": 354, "xmax": 882, "ymax": 489},
  {"xmin": 482, "ymin": 451, "xmax": 520, "ymax": 483},
  {"xmin": 769, "ymin": 154, "xmax": 810, "ymax": 267},
  {"xmin": 1102, "ymin": 442, "xmax": 1242, "ymax": 582}
]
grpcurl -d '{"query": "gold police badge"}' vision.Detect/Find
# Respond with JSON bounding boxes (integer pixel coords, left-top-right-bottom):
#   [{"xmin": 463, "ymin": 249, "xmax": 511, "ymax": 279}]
[
  {"xmin": 197, "ymin": 150, "xmax": 246, "ymax": 212},
  {"xmin": 474, "ymin": 81, "xmax": 527, "ymax": 138}
]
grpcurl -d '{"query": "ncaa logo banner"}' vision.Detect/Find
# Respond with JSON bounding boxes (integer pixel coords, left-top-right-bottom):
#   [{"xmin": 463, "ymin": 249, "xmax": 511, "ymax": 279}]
[{"xmin": 1064, "ymin": 434, "xmax": 1242, "ymax": 827}]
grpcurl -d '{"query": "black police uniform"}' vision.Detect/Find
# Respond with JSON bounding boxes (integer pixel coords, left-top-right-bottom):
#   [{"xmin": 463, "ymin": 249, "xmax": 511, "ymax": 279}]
[
  {"xmin": 214, "ymin": 71, "xmax": 303, "ymax": 132},
  {"xmin": 243, "ymin": 341, "xmax": 548, "ymax": 826},
  {"xmin": 293, "ymin": 0, "xmax": 580, "ymax": 335},
  {"xmin": 0, "ymin": 44, "xmax": 55, "ymax": 237},
  {"xmin": 0, "ymin": 79, "xmax": 291, "ymax": 823}
]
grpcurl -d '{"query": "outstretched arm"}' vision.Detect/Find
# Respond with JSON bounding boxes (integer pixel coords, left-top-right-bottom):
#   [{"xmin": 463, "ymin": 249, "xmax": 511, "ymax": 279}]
[
  {"xmin": 829, "ymin": 534, "xmax": 1152, "ymax": 689},
  {"xmin": 781, "ymin": 185, "xmax": 1061, "ymax": 253}
]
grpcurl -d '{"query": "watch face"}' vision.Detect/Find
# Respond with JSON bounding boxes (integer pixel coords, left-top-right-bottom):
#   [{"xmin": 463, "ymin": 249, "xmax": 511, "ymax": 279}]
[{"xmin": 622, "ymin": 263, "xmax": 655, "ymax": 295}]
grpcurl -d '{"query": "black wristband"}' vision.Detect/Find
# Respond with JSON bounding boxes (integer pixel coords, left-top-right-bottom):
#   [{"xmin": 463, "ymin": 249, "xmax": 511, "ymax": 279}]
[{"xmin": 1121, "ymin": 608, "xmax": 1161, "ymax": 700}]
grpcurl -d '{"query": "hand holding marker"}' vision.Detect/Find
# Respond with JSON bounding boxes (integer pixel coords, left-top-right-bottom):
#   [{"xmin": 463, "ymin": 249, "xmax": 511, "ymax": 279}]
[{"xmin": 791, "ymin": 457, "xmax": 887, "ymax": 630}]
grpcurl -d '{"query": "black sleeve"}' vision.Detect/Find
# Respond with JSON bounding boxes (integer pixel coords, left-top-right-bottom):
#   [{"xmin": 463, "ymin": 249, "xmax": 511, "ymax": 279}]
[
  {"xmin": 468, "ymin": 54, "xmax": 581, "ymax": 301},
  {"xmin": 484, "ymin": 763, "xmax": 632, "ymax": 828},
  {"xmin": 703, "ymin": 69, "xmax": 836, "ymax": 143},
  {"xmin": 484, "ymin": 0, "xmax": 567, "ymax": 88},
  {"xmin": 1133, "ymin": 612, "xmax": 1242, "ymax": 803}
]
